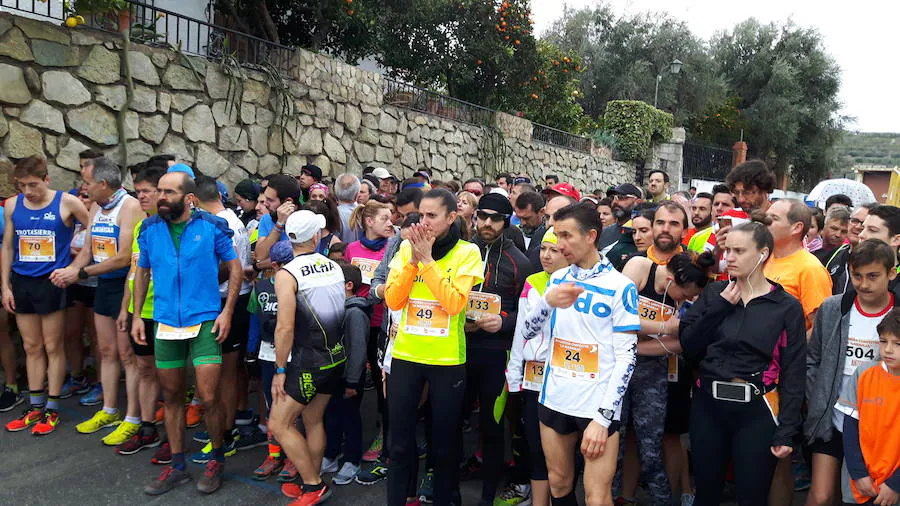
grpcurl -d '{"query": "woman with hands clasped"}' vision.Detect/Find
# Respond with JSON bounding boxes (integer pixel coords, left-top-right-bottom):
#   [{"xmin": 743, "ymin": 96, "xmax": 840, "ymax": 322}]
[{"xmin": 679, "ymin": 219, "xmax": 807, "ymax": 506}]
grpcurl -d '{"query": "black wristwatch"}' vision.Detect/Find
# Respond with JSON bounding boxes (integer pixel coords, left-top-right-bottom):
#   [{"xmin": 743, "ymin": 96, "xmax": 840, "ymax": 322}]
[
  {"xmin": 599, "ymin": 409, "xmax": 614, "ymax": 421},
  {"xmin": 77, "ymin": 267, "xmax": 89, "ymax": 280}
]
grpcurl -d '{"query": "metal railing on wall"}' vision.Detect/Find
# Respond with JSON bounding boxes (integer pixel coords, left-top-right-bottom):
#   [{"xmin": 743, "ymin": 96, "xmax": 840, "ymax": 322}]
[
  {"xmin": 0, "ymin": 0, "xmax": 294, "ymax": 72},
  {"xmin": 382, "ymin": 76, "xmax": 592, "ymax": 153}
]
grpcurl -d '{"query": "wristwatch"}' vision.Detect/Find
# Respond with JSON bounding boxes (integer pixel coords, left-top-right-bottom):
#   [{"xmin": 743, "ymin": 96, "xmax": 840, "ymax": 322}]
[
  {"xmin": 598, "ymin": 408, "xmax": 614, "ymax": 422},
  {"xmin": 275, "ymin": 366, "xmax": 286, "ymax": 375},
  {"xmin": 78, "ymin": 267, "xmax": 89, "ymax": 280}
]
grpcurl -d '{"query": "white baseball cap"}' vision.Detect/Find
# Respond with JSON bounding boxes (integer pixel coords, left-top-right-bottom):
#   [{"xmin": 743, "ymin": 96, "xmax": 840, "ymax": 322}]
[
  {"xmin": 371, "ymin": 167, "xmax": 395, "ymax": 180},
  {"xmin": 285, "ymin": 210, "xmax": 326, "ymax": 244}
]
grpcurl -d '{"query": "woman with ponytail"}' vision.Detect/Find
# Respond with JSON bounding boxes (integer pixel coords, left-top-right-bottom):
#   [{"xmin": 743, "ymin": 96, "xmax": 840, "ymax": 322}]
[{"xmin": 615, "ymin": 251, "xmax": 716, "ymax": 506}]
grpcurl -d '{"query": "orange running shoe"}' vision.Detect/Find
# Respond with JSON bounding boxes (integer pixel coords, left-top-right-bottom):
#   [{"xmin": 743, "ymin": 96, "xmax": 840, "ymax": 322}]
[
  {"xmin": 288, "ymin": 484, "xmax": 332, "ymax": 505},
  {"xmin": 32, "ymin": 410, "xmax": 60, "ymax": 436},
  {"xmin": 154, "ymin": 402, "xmax": 165, "ymax": 425},
  {"xmin": 5, "ymin": 406, "xmax": 43, "ymax": 432},
  {"xmin": 185, "ymin": 404, "xmax": 204, "ymax": 428},
  {"xmin": 282, "ymin": 482, "xmax": 302, "ymax": 499}
]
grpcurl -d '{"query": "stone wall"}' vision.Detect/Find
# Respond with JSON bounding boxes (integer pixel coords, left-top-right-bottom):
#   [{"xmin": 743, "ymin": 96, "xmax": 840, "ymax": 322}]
[
  {"xmin": 0, "ymin": 12, "xmax": 631, "ymax": 193},
  {"xmin": 646, "ymin": 127, "xmax": 685, "ymax": 191}
]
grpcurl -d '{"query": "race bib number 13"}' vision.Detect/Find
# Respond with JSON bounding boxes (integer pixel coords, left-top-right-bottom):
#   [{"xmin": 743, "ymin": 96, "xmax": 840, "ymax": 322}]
[
  {"xmin": 550, "ymin": 338, "xmax": 599, "ymax": 380},
  {"xmin": 523, "ymin": 360, "xmax": 545, "ymax": 391}
]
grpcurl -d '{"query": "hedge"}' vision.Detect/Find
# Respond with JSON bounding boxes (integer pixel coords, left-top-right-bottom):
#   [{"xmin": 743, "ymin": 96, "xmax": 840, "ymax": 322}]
[{"xmin": 602, "ymin": 100, "xmax": 673, "ymax": 161}]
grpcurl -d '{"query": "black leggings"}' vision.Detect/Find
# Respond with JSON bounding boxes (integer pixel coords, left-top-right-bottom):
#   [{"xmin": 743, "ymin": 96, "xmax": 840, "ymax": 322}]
[
  {"xmin": 522, "ymin": 389, "xmax": 548, "ymax": 481},
  {"xmin": 690, "ymin": 387, "xmax": 778, "ymax": 506},
  {"xmin": 387, "ymin": 359, "xmax": 466, "ymax": 506},
  {"xmin": 464, "ymin": 348, "xmax": 509, "ymax": 501}
]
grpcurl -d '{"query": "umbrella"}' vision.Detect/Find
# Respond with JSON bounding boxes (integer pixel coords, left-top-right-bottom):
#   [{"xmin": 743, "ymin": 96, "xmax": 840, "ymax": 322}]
[{"xmin": 805, "ymin": 179, "xmax": 877, "ymax": 209}]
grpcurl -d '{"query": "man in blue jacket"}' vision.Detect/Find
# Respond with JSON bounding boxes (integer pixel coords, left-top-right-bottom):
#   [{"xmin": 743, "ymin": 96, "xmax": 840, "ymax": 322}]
[{"xmin": 131, "ymin": 171, "xmax": 243, "ymax": 496}]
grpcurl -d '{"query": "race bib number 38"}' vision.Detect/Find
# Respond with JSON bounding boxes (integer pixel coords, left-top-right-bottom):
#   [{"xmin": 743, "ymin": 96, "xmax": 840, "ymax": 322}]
[
  {"xmin": 18, "ymin": 235, "xmax": 55, "ymax": 262},
  {"xmin": 404, "ymin": 299, "xmax": 450, "ymax": 336},
  {"xmin": 466, "ymin": 291, "xmax": 501, "ymax": 320},
  {"xmin": 550, "ymin": 338, "xmax": 599, "ymax": 380},
  {"xmin": 638, "ymin": 296, "xmax": 675, "ymax": 323}
]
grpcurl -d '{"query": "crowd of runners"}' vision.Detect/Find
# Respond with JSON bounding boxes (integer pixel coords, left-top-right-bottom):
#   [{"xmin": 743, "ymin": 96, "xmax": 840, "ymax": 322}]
[{"xmin": 1, "ymin": 152, "xmax": 899, "ymax": 506}]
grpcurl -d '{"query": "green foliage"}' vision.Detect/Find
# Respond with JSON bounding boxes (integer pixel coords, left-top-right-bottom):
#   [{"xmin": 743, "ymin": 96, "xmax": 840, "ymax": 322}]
[
  {"xmin": 602, "ymin": 100, "xmax": 673, "ymax": 160},
  {"xmin": 688, "ymin": 96, "xmax": 749, "ymax": 146},
  {"xmin": 71, "ymin": 0, "xmax": 129, "ymax": 15},
  {"xmin": 590, "ymin": 129, "xmax": 618, "ymax": 154},
  {"xmin": 835, "ymin": 132, "xmax": 900, "ymax": 168}
]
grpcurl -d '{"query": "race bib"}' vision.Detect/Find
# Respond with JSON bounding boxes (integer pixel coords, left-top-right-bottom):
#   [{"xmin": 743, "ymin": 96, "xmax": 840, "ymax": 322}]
[
  {"xmin": 523, "ymin": 360, "xmax": 545, "ymax": 391},
  {"xmin": 351, "ymin": 257, "xmax": 379, "ymax": 285},
  {"xmin": 156, "ymin": 323, "xmax": 201, "ymax": 341},
  {"xmin": 466, "ymin": 291, "xmax": 501, "ymax": 320},
  {"xmin": 550, "ymin": 338, "xmax": 600, "ymax": 380},
  {"xmin": 258, "ymin": 340, "xmax": 276, "ymax": 362},
  {"xmin": 128, "ymin": 253, "xmax": 139, "ymax": 281},
  {"xmin": 92, "ymin": 236, "xmax": 117, "ymax": 263},
  {"xmin": 844, "ymin": 337, "xmax": 879, "ymax": 375},
  {"xmin": 638, "ymin": 296, "xmax": 675, "ymax": 323},
  {"xmin": 18, "ymin": 235, "xmax": 55, "ymax": 262},
  {"xmin": 667, "ymin": 355, "xmax": 679, "ymax": 383},
  {"xmin": 404, "ymin": 298, "xmax": 450, "ymax": 336}
]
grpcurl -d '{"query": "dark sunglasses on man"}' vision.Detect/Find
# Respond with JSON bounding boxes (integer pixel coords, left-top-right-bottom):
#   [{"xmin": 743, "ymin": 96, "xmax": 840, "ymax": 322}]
[{"xmin": 476, "ymin": 210, "xmax": 510, "ymax": 223}]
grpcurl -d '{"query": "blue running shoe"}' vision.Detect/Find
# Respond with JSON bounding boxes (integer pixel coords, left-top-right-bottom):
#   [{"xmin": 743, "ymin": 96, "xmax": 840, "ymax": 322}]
[{"xmin": 79, "ymin": 384, "xmax": 103, "ymax": 406}]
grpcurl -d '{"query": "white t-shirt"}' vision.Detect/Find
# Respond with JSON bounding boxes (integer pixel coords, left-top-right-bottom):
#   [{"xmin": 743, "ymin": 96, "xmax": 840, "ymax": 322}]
[
  {"xmin": 216, "ymin": 208, "xmax": 251, "ymax": 297},
  {"xmin": 832, "ymin": 297, "xmax": 892, "ymax": 431},
  {"xmin": 523, "ymin": 257, "xmax": 640, "ymax": 426}
]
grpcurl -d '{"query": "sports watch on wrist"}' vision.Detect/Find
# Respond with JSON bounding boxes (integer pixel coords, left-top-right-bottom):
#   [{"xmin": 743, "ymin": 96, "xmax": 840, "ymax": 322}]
[
  {"xmin": 275, "ymin": 366, "xmax": 286, "ymax": 375},
  {"xmin": 599, "ymin": 409, "xmax": 614, "ymax": 421}
]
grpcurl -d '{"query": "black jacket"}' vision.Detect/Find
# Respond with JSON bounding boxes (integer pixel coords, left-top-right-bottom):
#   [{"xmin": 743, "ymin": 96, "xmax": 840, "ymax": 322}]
[
  {"xmin": 343, "ymin": 296, "xmax": 371, "ymax": 390},
  {"xmin": 469, "ymin": 234, "xmax": 534, "ymax": 351},
  {"xmin": 679, "ymin": 280, "xmax": 807, "ymax": 447},
  {"xmin": 522, "ymin": 221, "xmax": 547, "ymax": 272},
  {"xmin": 820, "ymin": 244, "xmax": 851, "ymax": 295}
]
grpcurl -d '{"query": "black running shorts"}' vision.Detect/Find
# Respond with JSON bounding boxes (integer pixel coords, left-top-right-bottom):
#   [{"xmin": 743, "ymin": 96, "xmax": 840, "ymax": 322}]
[{"xmin": 11, "ymin": 271, "xmax": 67, "ymax": 315}]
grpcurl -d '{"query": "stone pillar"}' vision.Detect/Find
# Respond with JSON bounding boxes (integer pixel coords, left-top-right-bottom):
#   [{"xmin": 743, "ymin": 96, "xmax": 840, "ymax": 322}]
[{"xmin": 732, "ymin": 141, "xmax": 748, "ymax": 168}]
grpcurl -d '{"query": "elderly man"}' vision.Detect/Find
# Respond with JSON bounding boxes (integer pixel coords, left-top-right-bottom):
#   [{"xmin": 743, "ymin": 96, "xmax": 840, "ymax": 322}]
[{"xmin": 335, "ymin": 173, "xmax": 361, "ymax": 243}]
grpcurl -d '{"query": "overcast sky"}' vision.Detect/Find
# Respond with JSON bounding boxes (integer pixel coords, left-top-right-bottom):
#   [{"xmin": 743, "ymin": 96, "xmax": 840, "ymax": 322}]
[{"xmin": 532, "ymin": 0, "xmax": 896, "ymax": 133}]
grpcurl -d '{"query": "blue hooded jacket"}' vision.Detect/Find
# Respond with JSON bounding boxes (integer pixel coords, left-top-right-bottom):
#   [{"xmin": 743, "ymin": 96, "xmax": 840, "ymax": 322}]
[{"xmin": 137, "ymin": 211, "xmax": 236, "ymax": 327}]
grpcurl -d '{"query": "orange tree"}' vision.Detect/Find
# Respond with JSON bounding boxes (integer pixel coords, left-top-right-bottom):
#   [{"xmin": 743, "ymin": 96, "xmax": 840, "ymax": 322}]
[{"xmin": 377, "ymin": 0, "xmax": 588, "ymax": 131}]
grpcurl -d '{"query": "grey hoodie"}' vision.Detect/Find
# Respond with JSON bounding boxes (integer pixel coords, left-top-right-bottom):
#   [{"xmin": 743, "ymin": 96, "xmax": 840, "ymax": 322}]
[
  {"xmin": 343, "ymin": 295, "xmax": 370, "ymax": 390},
  {"xmin": 805, "ymin": 289, "xmax": 899, "ymax": 444}
]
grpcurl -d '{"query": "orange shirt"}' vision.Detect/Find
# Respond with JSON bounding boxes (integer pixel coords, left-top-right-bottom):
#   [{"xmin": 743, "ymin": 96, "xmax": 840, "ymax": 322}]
[
  {"xmin": 764, "ymin": 247, "xmax": 832, "ymax": 328},
  {"xmin": 836, "ymin": 361, "xmax": 900, "ymax": 504}
]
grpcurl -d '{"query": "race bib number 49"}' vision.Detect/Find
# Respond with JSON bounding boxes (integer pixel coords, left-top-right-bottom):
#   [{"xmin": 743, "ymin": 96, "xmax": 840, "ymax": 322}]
[
  {"xmin": 550, "ymin": 338, "xmax": 599, "ymax": 380},
  {"xmin": 18, "ymin": 235, "xmax": 55, "ymax": 262},
  {"xmin": 404, "ymin": 299, "xmax": 450, "ymax": 336}
]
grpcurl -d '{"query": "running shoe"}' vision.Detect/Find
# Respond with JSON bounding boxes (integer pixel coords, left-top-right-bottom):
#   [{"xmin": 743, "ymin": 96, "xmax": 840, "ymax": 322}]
[
  {"xmin": 60, "ymin": 376, "xmax": 89, "ymax": 399},
  {"xmin": 320, "ymin": 456, "xmax": 339, "ymax": 474},
  {"xmin": 281, "ymin": 483, "xmax": 331, "ymax": 506},
  {"xmin": 282, "ymin": 482, "xmax": 303, "ymax": 499},
  {"xmin": 151, "ymin": 441, "xmax": 172, "ymax": 465},
  {"xmin": 193, "ymin": 430, "xmax": 211, "ymax": 444},
  {"xmin": 253, "ymin": 455, "xmax": 284, "ymax": 480},
  {"xmin": 235, "ymin": 426, "xmax": 267, "ymax": 451},
  {"xmin": 680, "ymin": 493, "xmax": 695, "ymax": 506},
  {"xmin": 102, "ymin": 420, "xmax": 140, "ymax": 446},
  {"xmin": 6, "ymin": 406, "xmax": 44, "ymax": 432},
  {"xmin": 31, "ymin": 409, "xmax": 60, "ymax": 436},
  {"xmin": 78, "ymin": 384, "xmax": 103, "ymax": 406},
  {"xmin": 154, "ymin": 402, "xmax": 165, "ymax": 425},
  {"xmin": 196, "ymin": 460, "xmax": 224, "ymax": 494},
  {"xmin": 459, "ymin": 454, "xmax": 483, "ymax": 481},
  {"xmin": 493, "ymin": 483, "xmax": 531, "ymax": 506},
  {"xmin": 417, "ymin": 470, "xmax": 434, "ymax": 503},
  {"xmin": 185, "ymin": 403, "xmax": 204, "ymax": 428},
  {"xmin": 116, "ymin": 430, "xmax": 162, "ymax": 455},
  {"xmin": 0, "ymin": 386, "xmax": 23, "ymax": 412},
  {"xmin": 278, "ymin": 459, "xmax": 298, "ymax": 482},
  {"xmin": 191, "ymin": 438, "xmax": 238, "ymax": 463},
  {"xmin": 407, "ymin": 500, "xmax": 422, "ymax": 506},
  {"xmin": 355, "ymin": 459, "xmax": 388, "ymax": 485},
  {"xmin": 362, "ymin": 435, "xmax": 383, "ymax": 462},
  {"xmin": 332, "ymin": 462, "xmax": 360, "ymax": 485},
  {"xmin": 144, "ymin": 465, "xmax": 192, "ymax": 496}
]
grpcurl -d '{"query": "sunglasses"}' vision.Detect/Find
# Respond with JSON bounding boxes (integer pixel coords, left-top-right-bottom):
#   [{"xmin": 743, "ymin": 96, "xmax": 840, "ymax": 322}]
[
  {"xmin": 469, "ymin": 190, "xmax": 483, "ymax": 196},
  {"xmin": 476, "ymin": 210, "xmax": 509, "ymax": 223}
]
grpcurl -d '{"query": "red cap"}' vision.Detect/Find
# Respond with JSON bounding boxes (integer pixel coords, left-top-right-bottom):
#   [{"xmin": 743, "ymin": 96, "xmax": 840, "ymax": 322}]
[{"xmin": 543, "ymin": 182, "xmax": 581, "ymax": 201}]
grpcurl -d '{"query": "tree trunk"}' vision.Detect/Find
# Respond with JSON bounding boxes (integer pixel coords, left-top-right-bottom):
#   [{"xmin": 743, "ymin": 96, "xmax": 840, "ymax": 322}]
[{"xmin": 256, "ymin": 0, "xmax": 280, "ymax": 44}]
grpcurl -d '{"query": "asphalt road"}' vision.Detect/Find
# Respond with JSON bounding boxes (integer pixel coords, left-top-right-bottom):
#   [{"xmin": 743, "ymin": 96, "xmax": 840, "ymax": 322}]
[{"xmin": 0, "ymin": 385, "xmax": 810, "ymax": 505}]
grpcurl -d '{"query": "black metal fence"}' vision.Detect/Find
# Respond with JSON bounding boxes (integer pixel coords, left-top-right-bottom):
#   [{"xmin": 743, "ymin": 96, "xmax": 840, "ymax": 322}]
[
  {"xmin": 0, "ymin": 0, "xmax": 293, "ymax": 71},
  {"xmin": 383, "ymin": 76, "xmax": 593, "ymax": 153},
  {"xmin": 532, "ymin": 124, "xmax": 591, "ymax": 153},
  {"xmin": 682, "ymin": 141, "xmax": 733, "ymax": 184}
]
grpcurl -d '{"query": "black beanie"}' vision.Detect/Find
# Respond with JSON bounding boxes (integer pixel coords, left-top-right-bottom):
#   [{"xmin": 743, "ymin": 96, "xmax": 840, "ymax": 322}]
[{"xmin": 477, "ymin": 192, "xmax": 514, "ymax": 216}]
